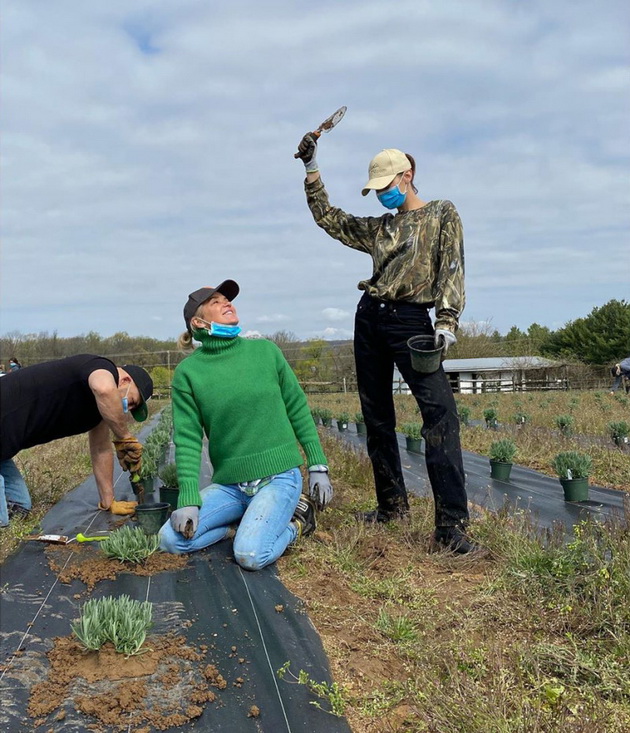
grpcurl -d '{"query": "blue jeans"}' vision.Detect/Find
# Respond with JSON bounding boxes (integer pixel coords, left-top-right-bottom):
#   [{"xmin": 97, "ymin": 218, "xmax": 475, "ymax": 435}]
[
  {"xmin": 159, "ymin": 467, "xmax": 302, "ymax": 571},
  {"xmin": 0, "ymin": 459, "xmax": 32, "ymax": 527}
]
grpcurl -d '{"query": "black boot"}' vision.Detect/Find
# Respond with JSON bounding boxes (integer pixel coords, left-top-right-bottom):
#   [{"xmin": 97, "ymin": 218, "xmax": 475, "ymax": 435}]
[
  {"xmin": 292, "ymin": 494, "xmax": 317, "ymax": 539},
  {"xmin": 433, "ymin": 526, "xmax": 479, "ymax": 555}
]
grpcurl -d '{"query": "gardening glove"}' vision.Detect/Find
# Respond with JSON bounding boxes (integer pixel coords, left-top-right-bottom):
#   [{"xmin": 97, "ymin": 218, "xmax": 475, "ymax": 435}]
[
  {"xmin": 297, "ymin": 132, "xmax": 319, "ymax": 173},
  {"xmin": 98, "ymin": 499, "xmax": 138, "ymax": 515},
  {"xmin": 112, "ymin": 437, "xmax": 143, "ymax": 474},
  {"xmin": 435, "ymin": 329, "xmax": 457, "ymax": 355},
  {"xmin": 170, "ymin": 506, "xmax": 199, "ymax": 539},
  {"xmin": 308, "ymin": 467, "xmax": 333, "ymax": 511}
]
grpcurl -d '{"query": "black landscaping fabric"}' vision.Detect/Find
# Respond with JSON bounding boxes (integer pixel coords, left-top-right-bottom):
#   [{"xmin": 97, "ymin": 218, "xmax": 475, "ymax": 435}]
[
  {"xmin": 339, "ymin": 427, "xmax": 628, "ymax": 534},
  {"xmin": 0, "ymin": 414, "xmax": 351, "ymax": 732}
]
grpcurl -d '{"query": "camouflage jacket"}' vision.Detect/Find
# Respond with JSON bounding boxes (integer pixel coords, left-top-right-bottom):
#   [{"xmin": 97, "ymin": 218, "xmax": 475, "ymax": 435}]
[{"xmin": 305, "ymin": 178, "xmax": 465, "ymax": 332}]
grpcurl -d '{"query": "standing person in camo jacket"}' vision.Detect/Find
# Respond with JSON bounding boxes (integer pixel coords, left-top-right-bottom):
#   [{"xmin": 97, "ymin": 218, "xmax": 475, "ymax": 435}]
[{"xmin": 296, "ymin": 134, "xmax": 475, "ymax": 553}]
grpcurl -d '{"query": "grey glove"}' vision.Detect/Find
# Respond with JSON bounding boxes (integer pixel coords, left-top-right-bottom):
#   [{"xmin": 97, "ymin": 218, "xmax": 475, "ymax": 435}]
[
  {"xmin": 308, "ymin": 469, "xmax": 333, "ymax": 511},
  {"xmin": 170, "ymin": 506, "xmax": 199, "ymax": 539},
  {"xmin": 297, "ymin": 132, "xmax": 319, "ymax": 173},
  {"xmin": 435, "ymin": 328, "xmax": 457, "ymax": 355}
]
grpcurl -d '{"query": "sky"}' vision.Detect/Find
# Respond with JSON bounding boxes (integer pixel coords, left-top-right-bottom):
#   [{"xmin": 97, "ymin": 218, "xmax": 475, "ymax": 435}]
[{"xmin": 1, "ymin": 0, "xmax": 629, "ymax": 342}]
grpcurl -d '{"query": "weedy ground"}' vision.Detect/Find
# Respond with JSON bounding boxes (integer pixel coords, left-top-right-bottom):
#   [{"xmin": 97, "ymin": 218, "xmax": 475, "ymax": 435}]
[
  {"xmin": 277, "ymin": 431, "xmax": 630, "ymax": 732},
  {"xmin": 310, "ymin": 391, "xmax": 630, "ymax": 492}
]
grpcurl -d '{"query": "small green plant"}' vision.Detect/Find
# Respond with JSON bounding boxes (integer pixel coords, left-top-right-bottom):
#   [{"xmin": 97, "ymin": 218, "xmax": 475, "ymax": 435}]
[
  {"xmin": 337, "ymin": 412, "xmax": 350, "ymax": 424},
  {"xmin": 513, "ymin": 412, "xmax": 529, "ymax": 425},
  {"xmin": 608, "ymin": 421, "xmax": 629, "ymax": 446},
  {"xmin": 277, "ymin": 661, "xmax": 346, "ymax": 717},
  {"xmin": 354, "ymin": 412, "xmax": 364, "ymax": 424},
  {"xmin": 457, "ymin": 405, "xmax": 471, "ymax": 426},
  {"xmin": 489, "ymin": 439, "xmax": 517, "ymax": 463},
  {"xmin": 554, "ymin": 414, "xmax": 575, "ymax": 436},
  {"xmin": 71, "ymin": 594, "xmax": 152, "ymax": 656},
  {"xmin": 375, "ymin": 608, "xmax": 419, "ymax": 644},
  {"xmin": 311, "ymin": 407, "xmax": 320, "ymax": 424},
  {"xmin": 483, "ymin": 408, "xmax": 498, "ymax": 428},
  {"xmin": 319, "ymin": 408, "xmax": 333, "ymax": 424},
  {"xmin": 101, "ymin": 525, "xmax": 160, "ymax": 564},
  {"xmin": 158, "ymin": 462, "xmax": 179, "ymax": 488},
  {"xmin": 400, "ymin": 422, "xmax": 422, "ymax": 440},
  {"xmin": 551, "ymin": 451, "xmax": 592, "ymax": 480}
]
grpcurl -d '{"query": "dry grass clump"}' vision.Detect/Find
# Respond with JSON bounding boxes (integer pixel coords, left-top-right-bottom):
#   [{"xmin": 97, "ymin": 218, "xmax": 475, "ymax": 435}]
[{"xmin": 280, "ymin": 431, "xmax": 630, "ymax": 732}]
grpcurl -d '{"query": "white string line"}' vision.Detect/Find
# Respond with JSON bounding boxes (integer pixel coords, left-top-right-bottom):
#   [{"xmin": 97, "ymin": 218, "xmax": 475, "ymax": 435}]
[
  {"xmin": 237, "ymin": 566, "xmax": 292, "ymax": 733},
  {"xmin": 0, "ymin": 550, "xmax": 74, "ymax": 683}
]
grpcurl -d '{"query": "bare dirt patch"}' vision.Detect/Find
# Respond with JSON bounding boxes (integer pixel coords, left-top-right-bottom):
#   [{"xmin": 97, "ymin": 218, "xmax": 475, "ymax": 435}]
[
  {"xmin": 46, "ymin": 543, "xmax": 188, "ymax": 590},
  {"xmin": 28, "ymin": 634, "xmax": 217, "ymax": 731}
]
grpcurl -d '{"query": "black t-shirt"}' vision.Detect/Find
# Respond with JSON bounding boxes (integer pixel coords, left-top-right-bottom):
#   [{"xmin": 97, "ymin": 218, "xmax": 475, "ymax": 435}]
[{"xmin": 0, "ymin": 354, "xmax": 119, "ymax": 461}]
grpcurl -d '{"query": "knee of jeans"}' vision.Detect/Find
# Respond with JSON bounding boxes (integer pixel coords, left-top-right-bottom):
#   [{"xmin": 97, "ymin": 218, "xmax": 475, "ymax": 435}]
[
  {"xmin": 159, "ymin": 525, "xmax": 186, "ymax": 555},
  {"xmin": 235, "ymin": 551, "xmax": 266, "ymax": 571}
]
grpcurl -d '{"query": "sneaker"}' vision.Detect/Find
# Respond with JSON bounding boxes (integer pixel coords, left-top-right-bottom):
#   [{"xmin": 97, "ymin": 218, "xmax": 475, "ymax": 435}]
[
  {"xmin": 292, "ymin": 494, "xmax": 317, "ymax": 539},
  {"xmin": 6, "ymin": 502, "xmax": 31, "ymax": 520},
  {"xmin": 432, "ymin": 526, "xmax": 479, "ymax": 555},
  {"xmin": 355, "ymin": 508, "xmax": 409, "ymax": 524}
]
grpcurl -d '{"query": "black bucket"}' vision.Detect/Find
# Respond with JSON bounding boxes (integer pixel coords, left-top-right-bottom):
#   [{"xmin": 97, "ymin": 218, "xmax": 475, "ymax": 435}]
[
  {"xmin": 407, "ymin": 335, "xmax": 444, "ymax": 374},
  {"xmin": 135, "ymin": 502, "xmax": 170, "ymax": 534}
]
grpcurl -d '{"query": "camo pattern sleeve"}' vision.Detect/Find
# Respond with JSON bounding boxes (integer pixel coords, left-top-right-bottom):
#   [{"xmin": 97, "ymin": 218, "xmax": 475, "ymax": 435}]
[
  {"xmin": 305, "ymin": 178, "xmax": 384, "ymax": 254},
  {"xmin": 433, "ymin": 201, "xmax": 465, "ymax": 333}
]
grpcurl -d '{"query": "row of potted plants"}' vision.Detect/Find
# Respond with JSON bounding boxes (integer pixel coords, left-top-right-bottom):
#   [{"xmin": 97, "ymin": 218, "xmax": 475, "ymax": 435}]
[{"xmin": 489, "ymin": 438, "xmax": 593, "ymax": 501}]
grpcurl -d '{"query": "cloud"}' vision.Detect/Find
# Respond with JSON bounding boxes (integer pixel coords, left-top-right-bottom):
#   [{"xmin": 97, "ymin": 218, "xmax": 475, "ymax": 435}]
[
  {"xmin": 322, "ymin": 307, "xmax": 350, "ymax": 322},
  {"xmin": 319, "ymin": 327, "xmax": 354, "ymax": 340},
  {"xmin": 1, "ymin": 0, "xmax": 628, "ymax": 341}
]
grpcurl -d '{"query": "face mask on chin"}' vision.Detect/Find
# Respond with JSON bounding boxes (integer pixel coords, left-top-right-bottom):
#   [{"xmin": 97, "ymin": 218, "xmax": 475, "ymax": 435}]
[
  {"xmin": 377, "ymin": 174, "xmax": 407, "ymax": 209},
  {"xmin": 195, "ymin": 317, "xmax": 241, "ymax": 339}
]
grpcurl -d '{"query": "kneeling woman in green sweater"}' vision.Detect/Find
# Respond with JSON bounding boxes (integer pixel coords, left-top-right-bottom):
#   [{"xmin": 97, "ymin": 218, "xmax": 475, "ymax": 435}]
[{"xmin": 159, "ymin": 280, "xmax": 333, "ymax": 570}]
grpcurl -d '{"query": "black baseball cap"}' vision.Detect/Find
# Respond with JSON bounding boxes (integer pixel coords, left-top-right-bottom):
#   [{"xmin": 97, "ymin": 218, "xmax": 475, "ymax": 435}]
[
  {"xmin": 183, "ymin": 280, "xmax": 240, "ymax": 333},
  {"xmin": 120, "ymin": 364, "xmax": 153, "ymax": 422}
]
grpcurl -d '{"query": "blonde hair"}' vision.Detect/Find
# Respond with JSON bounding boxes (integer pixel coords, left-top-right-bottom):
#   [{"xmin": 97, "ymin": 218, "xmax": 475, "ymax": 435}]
[{"xmin": 177, "ymin": 303, "xmax": 205, "ymax": 352}]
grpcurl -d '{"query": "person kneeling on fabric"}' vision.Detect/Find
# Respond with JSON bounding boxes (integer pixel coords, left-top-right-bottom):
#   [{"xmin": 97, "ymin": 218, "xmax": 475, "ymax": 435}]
[{"xmin": 159, "ymin": 280, "xmax": 332, "ymax": 570}]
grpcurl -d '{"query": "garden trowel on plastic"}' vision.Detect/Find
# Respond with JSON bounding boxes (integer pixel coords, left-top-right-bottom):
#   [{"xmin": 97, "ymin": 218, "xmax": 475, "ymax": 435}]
[
  {"xmin": 294, "ymin": 105, "xmax": 347, "ymax": 158},
  {"xmin": 26, "ymin": 530, "xmax": 114, "ymax": 544}
]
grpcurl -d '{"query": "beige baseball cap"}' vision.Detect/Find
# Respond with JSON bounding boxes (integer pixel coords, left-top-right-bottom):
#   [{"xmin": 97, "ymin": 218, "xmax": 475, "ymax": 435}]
[{"xmin": 361, "ymin": 149, "xmax": 411, "ymax": 196}]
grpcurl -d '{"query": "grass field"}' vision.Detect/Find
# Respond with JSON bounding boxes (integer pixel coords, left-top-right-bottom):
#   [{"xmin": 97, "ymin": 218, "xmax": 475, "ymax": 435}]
[
  {"xmin": 3, "ymin": 403, "xmax": 629, "ymax": 731},
  {"xmin": 308, "ymin": 391, "xmax": 630, "ymax": 492}
]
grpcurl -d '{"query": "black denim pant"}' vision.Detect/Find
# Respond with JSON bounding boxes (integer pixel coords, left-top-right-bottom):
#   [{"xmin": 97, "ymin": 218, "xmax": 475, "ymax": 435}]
[{"xmin": 353, "ymin": 293, "xmax": 469, "ymax": 527}]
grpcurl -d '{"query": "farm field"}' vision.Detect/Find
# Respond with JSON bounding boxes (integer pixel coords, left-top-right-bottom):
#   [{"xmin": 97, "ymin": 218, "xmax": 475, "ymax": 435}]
[
  {"xmin": 308, "ymin": 390, "xmax": 630, "ymax": 493},
  {"xmin": 1, "ymin": 407, "xmax": 629, "ymax": 731}
]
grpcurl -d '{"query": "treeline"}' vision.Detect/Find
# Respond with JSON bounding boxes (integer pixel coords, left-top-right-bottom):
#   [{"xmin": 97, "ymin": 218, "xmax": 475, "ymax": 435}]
[{"xmin": 1, "ymin": 299, "xmax": 627, "ymax": 373}]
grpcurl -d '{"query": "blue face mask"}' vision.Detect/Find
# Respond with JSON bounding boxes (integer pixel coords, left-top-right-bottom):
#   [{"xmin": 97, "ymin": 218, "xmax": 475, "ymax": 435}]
[
  {"xmin": 377, "ymin": 175, "xmax": 407, "ymax": 209},
  {"xmin": 209, "ymin": 322, "xmax": 241, "ymax": 339},
  {"xmin": 122, "ymin": 383, "xmax": 130, "ymax": 414}
]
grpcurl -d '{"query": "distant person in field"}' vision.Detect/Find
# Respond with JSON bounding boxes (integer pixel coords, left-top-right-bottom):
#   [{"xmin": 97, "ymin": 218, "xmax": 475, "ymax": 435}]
[
  {"xmin": 296, "ymin": 134, "xmax": 476, "ymax": 554},
  {"xmin": 9, "ymin": 358, "xmax": 21, "ymax": 371},
  {"xmin": 609, "ymin": 357, "xmax": 630, "ymax": 394},
  {"xmin": 0, "ymin": 356, "xmax": 153, "ymax": 527},
  {"xmin": 159, "ymin": 280, "xmax": 333, "ymax": 570}
]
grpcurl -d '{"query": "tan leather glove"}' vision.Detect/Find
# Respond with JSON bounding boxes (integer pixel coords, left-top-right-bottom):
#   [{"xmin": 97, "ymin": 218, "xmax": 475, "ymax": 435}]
[
  {"xmin": 112, "ymin": 437, "xmax": 143, "ymax": 474},
  {"xmin": 99, "ymin": 500, "xmax": 138, "ymax": 515}
]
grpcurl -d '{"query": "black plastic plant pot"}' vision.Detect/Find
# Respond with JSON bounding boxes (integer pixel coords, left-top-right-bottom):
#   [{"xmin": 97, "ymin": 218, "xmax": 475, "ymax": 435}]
[
  {"xmin": 490, "ymin": 460, "xmax": 512, "ymax": 481},
  {"xmin": 337, "ymin": 421, "xmax": 348, "ymax": 432},
  {"xmin": 135, "ymin": 502, "xmax": 170, "ymax": 534},
  {"xmin": 407, "ymin": 335, "xmax": 444, "ymax": 374},
  {"xmin": 159, "ymin": 486, "xmax": 179, "ymax": 513},
  {"xmin": 322, "ymin": 418, "xmax": 333, "ymax": 427},
  {"xmin": 405, "ymin": 437, "xmax": 423, "ymax": 454},
  {"xmin": 356, "ymin": 422, "xmax": 367, "ymax": 436},
  {"xmin": 560, "ymin": 478, "xmax": 589, "ymax": 502}
]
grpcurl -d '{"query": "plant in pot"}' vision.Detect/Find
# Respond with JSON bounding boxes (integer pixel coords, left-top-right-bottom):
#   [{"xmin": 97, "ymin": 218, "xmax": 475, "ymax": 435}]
[
  {"xmin": 355, "ymin": 411, "xmax": 367, "ymax": 436},
  {"xmin": 554, "ymin": 414, "xmax": 574, "ymax": 437},
  {"xmin": 311, "ymin": 407, "xmax": 321, "ymax": 425},
  {"xmin": 551, "ymin": 451, "xmax": 592, "ymax": 502},
  {"xmin": 513, "ymin": 412, "xmax": 529, "ymax": 426},
  {"xmin": 489, "ymin": 439, "xmax": 517, "ymax": 481},
  {"xmin": 608, "ymin": 420, "xmax": 629, "ymax": 447},
  {"xmin": 401, "ymin": 422, "xmax": 423, "ymax": 454},
  {"xmin": 319, "ymin": 408, "xmax": 333, "ymax": 428},
  {"xmin": 158, "ymin": 462, "xmax": 180, "ymax": 512},
  {"xmin": 336, "ymin": 412, "xmax": 350, "ymax": 432},
  {"xmin": 483, "ymin": 408, "xmax": 499, "ymax": 430},
  {"xmin": 457, "ymin": 404, "xmax": 471, "ymax": 426}
]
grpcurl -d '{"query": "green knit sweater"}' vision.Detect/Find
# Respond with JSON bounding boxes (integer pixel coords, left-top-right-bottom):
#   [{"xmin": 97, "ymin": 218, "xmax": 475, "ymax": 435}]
[{"xmin": 171, "ymin": 331, "xmax": 327, "ymax": 508}]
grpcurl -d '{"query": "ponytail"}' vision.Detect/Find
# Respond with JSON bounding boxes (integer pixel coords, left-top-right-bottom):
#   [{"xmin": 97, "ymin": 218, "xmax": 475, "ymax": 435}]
[
  {"xmin": 405, "ymin": 153, "xmax": 418, "ymax": 194},
  {"xmin": 177, "ymin": 330, "xmax": 195, "ymax": 353}
]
